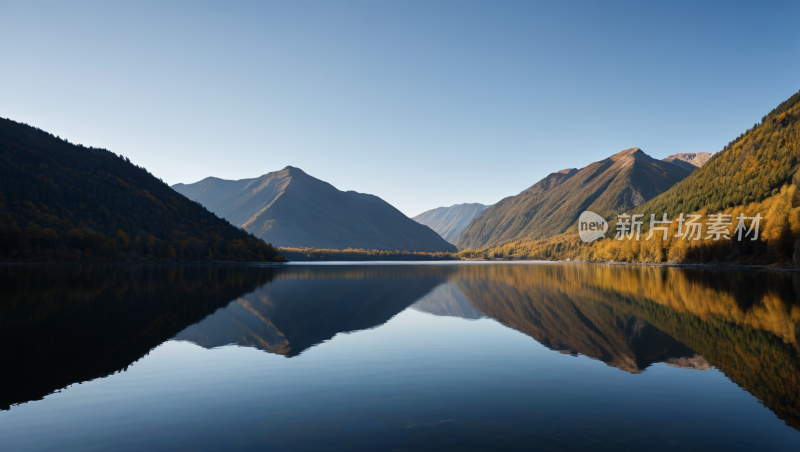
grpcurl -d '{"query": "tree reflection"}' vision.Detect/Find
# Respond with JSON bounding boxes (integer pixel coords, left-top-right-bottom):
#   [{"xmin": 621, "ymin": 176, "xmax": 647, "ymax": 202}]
[{"xmin": 0, "ymin": 264, "xmax": 276, "ymax": 409}]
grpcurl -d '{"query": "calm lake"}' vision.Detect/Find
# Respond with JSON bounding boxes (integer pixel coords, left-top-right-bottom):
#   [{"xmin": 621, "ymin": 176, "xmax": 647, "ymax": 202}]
[{"xmin": 1, "ymin": 262, "xmax": 799, "ymax": 451}]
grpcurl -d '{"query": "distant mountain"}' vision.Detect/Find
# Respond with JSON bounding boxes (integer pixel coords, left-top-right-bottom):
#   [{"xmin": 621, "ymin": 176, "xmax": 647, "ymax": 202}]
[
  {"xmin": 412, "ymin": 203, "xmax": 489, "ymax": 244},
  {"xmin": 173, "ymin": 167, "xmax": 457, "ymax": 252},
  {"xmin": 456, "ymin": 148, "xmax": 691, "ymax": 250},
  {"xmin": 0, "ymin": 117, "xmax": 281, "ymax": 262},
  {"xmin": 662, "ymin": 152, "xmax": 713, "ymax": 172}
]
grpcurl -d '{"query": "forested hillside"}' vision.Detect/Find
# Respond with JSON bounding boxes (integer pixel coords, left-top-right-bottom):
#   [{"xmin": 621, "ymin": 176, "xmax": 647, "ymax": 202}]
[
  {"xmin": 635, "ymin": 90, "xmax": 800, "ymax": 217},
  {"xmin": 0, "ymin": 118, "xmax": 283, "ymax": 262}
]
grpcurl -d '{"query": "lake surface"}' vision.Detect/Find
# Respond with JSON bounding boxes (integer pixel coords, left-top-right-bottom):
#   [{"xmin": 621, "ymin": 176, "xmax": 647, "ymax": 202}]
[{"xmin": 1, "ymin": 262, "xmax": 799, "ymax": 451}]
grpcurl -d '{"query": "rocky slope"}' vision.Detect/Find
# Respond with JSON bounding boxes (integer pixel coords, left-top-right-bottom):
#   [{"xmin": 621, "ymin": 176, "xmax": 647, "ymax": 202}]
[{"xmin": 456, "ymin": 148, "xmax": 691, "ymax": 249}]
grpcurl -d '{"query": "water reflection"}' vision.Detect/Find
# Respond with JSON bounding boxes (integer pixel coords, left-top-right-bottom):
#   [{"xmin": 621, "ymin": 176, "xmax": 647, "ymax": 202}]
[
  {"xmin": 449, "ymin": 264, "xmax": 800, "ymax": 429},
  {"xmin": 174, "ymin": 266, "xmax": 445, "ymax": 356},
  {"xmin": 411, "ymin": 283, "xmax": 485, "ymax": 320},
  {"xmin": 0, "ymin": 264, "xmax": 275, "ymax": 410},
  {"xmin": 2, "ymin": 262, "xmax": 799, "ymax": 433}
]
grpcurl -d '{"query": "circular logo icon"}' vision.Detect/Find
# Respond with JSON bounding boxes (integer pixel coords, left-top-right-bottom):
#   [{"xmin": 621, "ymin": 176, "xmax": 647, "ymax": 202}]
[{"xmin": 578, "ymin": 211, "xmax": 607, "ymax": 242}]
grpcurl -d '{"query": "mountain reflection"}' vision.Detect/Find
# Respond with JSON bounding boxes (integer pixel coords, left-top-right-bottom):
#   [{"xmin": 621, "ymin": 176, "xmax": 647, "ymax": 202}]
[
  {"xmin": 446, "ymin": 264, "xmax": 800, "ymax": 429},
  {"xmin": 2, "ymin": 263, "xmax": 799, "ymax": 431},
  {"xmin": 174, "ymin": 266, "xmax": 446, "ymax": 356},
  {"xmin": 411, "ymin": 283, "xmax": 485, "ymax": 320}
]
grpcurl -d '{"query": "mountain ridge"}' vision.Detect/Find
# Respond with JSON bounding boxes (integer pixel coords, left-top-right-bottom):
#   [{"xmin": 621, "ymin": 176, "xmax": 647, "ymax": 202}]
[
  {"xmin": 173, "ymin": 167, "xmax": 457, "ymax": 252},
  {"xmin": 456, "ymin": 147, "xmax": 691, "ymax": 250}
]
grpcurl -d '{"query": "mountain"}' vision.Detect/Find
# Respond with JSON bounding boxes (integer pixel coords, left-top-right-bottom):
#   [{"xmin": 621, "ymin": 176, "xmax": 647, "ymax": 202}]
[
  {"xmin": 461, "ymin": 89, "xmax": 800, "ymax": 265},
  {"xmin": 456, "ymin": 148, "xmax": 691, "ymax": 250},
  {"xmin": 662, "ymin": 152, "xmax": 713, "ymax": 171},
  {"xmin": 173, "ymin": 167, "xmax": 457, "ymax": 252},
  {"xmin": 412, "ymin": 203, "xmax": 489, "ymax": 244},
  {"xmin": 0, "ymin": 118, "xmax": 282, "ymax": 262}
]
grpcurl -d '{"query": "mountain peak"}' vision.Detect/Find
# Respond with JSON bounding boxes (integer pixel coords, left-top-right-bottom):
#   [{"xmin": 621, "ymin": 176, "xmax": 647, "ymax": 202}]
[
  {"xmin": 281, "ymin": 165, "xmax": 307, "ymax": 175},
  {"xmin": 610, "ymin": 147, "xmax": 646, "ymax": 161}
]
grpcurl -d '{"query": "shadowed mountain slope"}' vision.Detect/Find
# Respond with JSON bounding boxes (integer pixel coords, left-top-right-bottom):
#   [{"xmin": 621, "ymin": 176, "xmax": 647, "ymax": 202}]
[
  {"xmin": 456, "ymin": 148, "xmax": 691, "ymax": 249},
  {"xmin": 662, "ymin": 152, "xmax": 713, "ymax": 172},
  {"xmin": 173, "ymin": 167, "xmax": 456, "ymax": 252},
  {"xmin": 412, "ymin": 203, "xmax": 489, "ymax": 244}
]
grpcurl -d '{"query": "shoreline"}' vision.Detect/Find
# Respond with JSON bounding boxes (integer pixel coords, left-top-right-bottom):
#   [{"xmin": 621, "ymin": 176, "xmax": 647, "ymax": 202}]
[
  {"xmin": 462, "ymin": 257, "xmax": 800, "ymax": 273},
  {"xmin": 2, "ymin": 258, "xmax": 798, "ymax": 273},
  {"xmin": 0, "ymin": 260, "xmax": 288, "ymax": 266}
]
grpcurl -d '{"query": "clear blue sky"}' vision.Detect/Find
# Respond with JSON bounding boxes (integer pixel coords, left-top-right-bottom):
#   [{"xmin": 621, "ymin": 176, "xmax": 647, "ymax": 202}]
[{"xmin": 2, "ymin": 1, "xmax": 798, "ymax": 216}]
